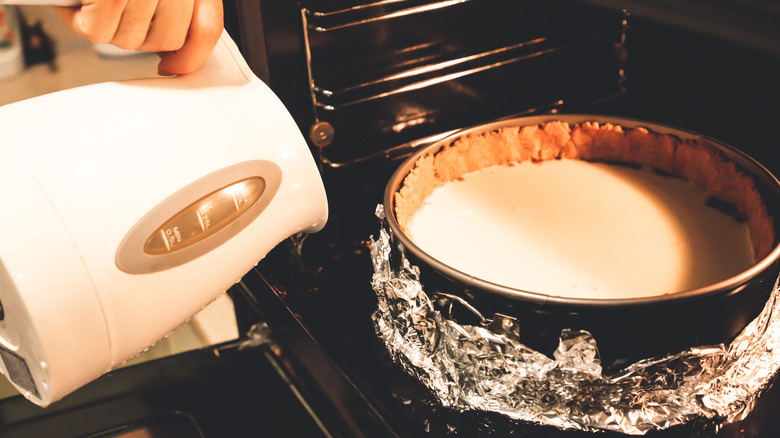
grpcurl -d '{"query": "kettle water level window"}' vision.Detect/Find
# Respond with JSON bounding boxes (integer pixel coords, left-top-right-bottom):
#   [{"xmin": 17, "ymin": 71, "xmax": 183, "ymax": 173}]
[{"xmin": 144, "ymin": 178, "xmax": 266, "ymax": 255}]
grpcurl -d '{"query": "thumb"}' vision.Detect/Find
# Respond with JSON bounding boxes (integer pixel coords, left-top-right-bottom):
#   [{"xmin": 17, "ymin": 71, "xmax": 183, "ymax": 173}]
[{"xmin": 156, "ymin": 0, "xmax": 222, "ymax": 75}]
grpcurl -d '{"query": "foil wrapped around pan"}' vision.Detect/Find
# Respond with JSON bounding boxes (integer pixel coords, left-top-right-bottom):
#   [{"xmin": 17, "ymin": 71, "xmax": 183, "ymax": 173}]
[{"xmin": 370, "ymin": 205, "xmax": 780, "ymax": 435}]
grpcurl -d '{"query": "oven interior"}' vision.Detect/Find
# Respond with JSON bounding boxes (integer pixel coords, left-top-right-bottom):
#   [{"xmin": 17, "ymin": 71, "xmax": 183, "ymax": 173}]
[{"xmin": 1, "ymin": 0, "xmax": 779, "ymax": 436}]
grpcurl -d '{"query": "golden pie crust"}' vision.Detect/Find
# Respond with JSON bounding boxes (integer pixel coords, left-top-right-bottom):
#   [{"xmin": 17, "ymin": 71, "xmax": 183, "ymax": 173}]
[{"xmin": 394, "ymin": 121, "xmax": 775, "ymax": 261}]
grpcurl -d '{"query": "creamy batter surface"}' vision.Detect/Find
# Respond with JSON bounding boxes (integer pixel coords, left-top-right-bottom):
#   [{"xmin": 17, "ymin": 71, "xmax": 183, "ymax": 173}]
[{"xmin": 406, "ymin": 159, "xmax": 754, "ymax": 299}]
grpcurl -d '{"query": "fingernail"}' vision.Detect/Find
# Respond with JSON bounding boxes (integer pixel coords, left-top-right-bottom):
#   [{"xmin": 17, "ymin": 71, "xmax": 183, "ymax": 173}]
[{"xmin": 158, "ymin": 67, "xmax": 175, "ymax": 77}]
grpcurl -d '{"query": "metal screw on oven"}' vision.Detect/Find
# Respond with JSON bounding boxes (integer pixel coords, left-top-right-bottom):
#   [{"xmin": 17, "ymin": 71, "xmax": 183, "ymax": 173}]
[{"xmin": 309, "ymin": 122, "xmax": 335, "ymax": 148}]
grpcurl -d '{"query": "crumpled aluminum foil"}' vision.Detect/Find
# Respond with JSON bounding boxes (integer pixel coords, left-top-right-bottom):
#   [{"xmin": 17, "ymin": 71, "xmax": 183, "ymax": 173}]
[{"xmin": 369, "ymin": 205, "xmax": 780, "ymax": 435}]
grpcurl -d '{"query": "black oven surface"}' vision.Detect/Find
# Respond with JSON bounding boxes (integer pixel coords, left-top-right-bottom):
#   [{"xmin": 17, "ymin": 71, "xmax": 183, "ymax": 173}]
[
  {"xmin": 0, "ymin": 341, "xmax": 329, "ymax": 438},
  {"xmin": 228, "ymin": 0, "xmax": 780, "ymax": 436},
  {"xmin": 238, "ymin": 161, "xmax": 780, "ymax": 438}
]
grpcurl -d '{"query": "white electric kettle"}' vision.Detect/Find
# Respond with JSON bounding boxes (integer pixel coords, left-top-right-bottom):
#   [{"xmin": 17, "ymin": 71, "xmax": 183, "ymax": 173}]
[{"xmin": 0, "ymin": 13, "xmax": 328, "ymax": 406}]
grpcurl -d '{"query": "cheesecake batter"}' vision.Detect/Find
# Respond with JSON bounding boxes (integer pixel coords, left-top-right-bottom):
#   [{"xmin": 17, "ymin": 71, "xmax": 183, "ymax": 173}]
[{"xmin": 406, "ymin": 159, "xmax": 754, "ymax": 299}]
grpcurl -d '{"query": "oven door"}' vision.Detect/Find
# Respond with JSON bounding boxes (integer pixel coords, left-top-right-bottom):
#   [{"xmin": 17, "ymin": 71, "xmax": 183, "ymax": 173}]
[{"xmin": 0, "ymin": 290, "xmax": 333, "ymax": 438}]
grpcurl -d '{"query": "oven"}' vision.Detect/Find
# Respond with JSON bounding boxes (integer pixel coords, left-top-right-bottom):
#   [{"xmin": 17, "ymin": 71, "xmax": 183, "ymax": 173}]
[{"xmin": 1, "ymin": 0, "xmax": 779, "ymax": 436}]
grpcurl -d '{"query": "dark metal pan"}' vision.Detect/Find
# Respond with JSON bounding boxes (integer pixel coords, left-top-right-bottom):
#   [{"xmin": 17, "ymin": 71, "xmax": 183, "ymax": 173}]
[{"xmin": 384, "ymin": 114, "xmax": 780, "ymax": 371}]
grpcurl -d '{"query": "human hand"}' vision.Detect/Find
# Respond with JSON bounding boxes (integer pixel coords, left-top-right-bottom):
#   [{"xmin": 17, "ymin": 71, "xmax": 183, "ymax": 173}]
[{"xmin": 56, "ymin": 0, "xmax": 223, "ymax": 75}]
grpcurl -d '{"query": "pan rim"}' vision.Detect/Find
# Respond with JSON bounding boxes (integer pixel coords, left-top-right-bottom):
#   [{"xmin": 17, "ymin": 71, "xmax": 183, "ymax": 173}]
[{"xmin": 383, "ymin": 113, "xmax": 780, "ymax": 309}]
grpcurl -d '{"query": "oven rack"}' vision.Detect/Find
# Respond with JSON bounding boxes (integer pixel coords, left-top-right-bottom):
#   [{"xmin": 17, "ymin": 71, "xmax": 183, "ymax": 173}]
[{"xmin": 300, "ymin": 0, "xmax": 629, "ymax": 166}]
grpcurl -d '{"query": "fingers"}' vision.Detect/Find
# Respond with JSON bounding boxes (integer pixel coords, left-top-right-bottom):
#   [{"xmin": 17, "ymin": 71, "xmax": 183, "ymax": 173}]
[
  {"xmin": 157, "ymin": 0, "xmax": 223, "ymax": 75},
  {"xmin": 111, "ymin": 0, "xmax": 159, "ymax": 50},
  {"xmin": 136, "ymin": 0, "xmax": 194, "ymax": 53},
  {"xmin": 56, "ymin": 0, "xmax": 129, "ymax": 44},
  {"xmin": 56, "ymin": 0, "xmax": 223, "ymax": 75}
]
